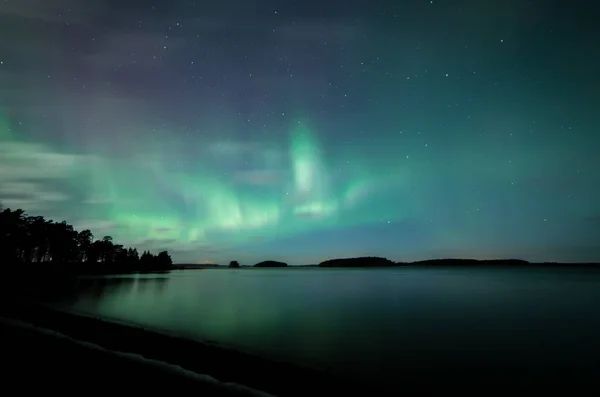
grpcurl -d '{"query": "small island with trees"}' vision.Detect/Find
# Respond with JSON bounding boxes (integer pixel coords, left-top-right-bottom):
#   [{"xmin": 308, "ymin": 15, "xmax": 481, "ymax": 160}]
[
  {"xmin": 254, "ymin": 260, "xmax": 288, "ymax": 268},
  {"xmin": 319, "ymin": 257, "xmax": 396, "ymax": 267},
  {"xmin": 317, "ymin": 257, "xmax": 533, "ymax": 267}
]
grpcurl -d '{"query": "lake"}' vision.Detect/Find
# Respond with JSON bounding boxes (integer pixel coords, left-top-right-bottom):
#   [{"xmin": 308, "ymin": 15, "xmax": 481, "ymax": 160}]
[{"xmin": 53, "ymin": 267, "xmax": 600, "ymax": 386}]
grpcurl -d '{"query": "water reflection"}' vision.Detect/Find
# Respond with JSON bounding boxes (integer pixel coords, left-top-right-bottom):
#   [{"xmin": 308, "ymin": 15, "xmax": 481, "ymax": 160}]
[
  {"xmin": 61, "ymin": 275, "xmax": 170, "ymax": 308},
  {"xmin": 57, "ymin": 268, "xmax": 600, "ymax": 387}
]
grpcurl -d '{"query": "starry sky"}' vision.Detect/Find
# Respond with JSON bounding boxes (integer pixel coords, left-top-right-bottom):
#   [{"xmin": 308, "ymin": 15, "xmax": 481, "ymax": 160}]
[{"xmin": 1, "ymin": 0, "xmax": 599, "ymax": 264}]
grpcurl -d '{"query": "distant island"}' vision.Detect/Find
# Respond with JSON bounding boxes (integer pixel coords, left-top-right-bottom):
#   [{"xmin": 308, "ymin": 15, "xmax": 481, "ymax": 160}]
[
  {"xmin": 406, "ymin": 259, "xmax": 531, "ymax": 267},
  {"xmin": 254, "ymin": 260, "xmax": 288, "ymax": 268},
  {"xmin": 319, "ymin": 257, "xmax": 533, "ymax": 268},
  {"xmin": 319, "ymin": 257, "xmax": 395, "ymax": 267},
  {"xmin": 177, "ymin": 258, "xmax": 597, "ymax": 270}
]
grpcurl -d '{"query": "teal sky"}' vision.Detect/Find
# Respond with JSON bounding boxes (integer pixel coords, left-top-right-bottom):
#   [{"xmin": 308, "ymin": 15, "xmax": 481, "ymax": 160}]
[{"xmin": 0, "ymin": 0, "xmax": 599, "ymax": 264}]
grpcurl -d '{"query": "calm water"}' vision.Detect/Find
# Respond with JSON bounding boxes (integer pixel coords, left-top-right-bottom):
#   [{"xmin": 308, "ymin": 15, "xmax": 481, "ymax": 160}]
[{"xmin": 54, "ymin": 267, "xmax": 600, "ymax": 384}]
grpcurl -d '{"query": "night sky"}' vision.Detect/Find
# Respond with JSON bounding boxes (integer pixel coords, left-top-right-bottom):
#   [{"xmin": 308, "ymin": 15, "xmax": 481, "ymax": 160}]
[{"xmin": 1, "ymin": 0, "xmax": 599, "ymax": 264}]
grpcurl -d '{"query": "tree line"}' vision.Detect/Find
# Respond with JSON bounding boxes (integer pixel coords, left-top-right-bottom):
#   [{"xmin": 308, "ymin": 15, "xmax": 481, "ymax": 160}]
[{"xmin": 0, "ymin": 206, "xmax": 172, "ymax": 275}]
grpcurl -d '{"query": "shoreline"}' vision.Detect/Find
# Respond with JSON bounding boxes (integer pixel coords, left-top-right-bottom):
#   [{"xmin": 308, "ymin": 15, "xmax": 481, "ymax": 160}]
[
  {"xmin": 4, "ymin": 301, "xmax": 599, "ymax": 396},
  {"xmin": 0, "ymin": 316, "xmax": 274, "ymax": 396},
  {"xmin": 0, "ymin": 300, "xmax": 386, "ymax": 397}
]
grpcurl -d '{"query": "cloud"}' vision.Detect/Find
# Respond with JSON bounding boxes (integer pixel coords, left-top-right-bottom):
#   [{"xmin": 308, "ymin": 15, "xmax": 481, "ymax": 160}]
[
  {"xmin": 0, "ymin": 198, "xmax": 58, "ymax": 213},
  {"xmin": 0, "ymin": 137, "xmax": 84, "ymax": 212},
  {"xmin": 70, "ymin": 220, "xmax": 121, "ymax": 236},
  {"xmin": 0, "ymin": 183, "xmax": 68, "ymax": 203},
  {"xmin": 134, "ymin": 238, "xmax": 179, "ymax": 248},
  {"xmin": 0, "ymin": 141, "xmax": 81, "ymax": 179}
]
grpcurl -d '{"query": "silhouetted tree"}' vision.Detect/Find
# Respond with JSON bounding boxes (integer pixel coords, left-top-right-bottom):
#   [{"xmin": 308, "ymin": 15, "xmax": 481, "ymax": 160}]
[
  {"xmin": 48, "ymin": 221, "xmax": 78, "ymax": 264},
  {"xmin": 28, "ymin": 216, "xmax": 52, "ymax": 263},
  {"xmin": 0, "ymin": 206, "xmax": 173, "ymax": 276},
  {"xmin": 99, "ymin": 236, "xmax": 114, "ymax": 263},
  {"xmin": 229, "ymin": 260, "xmax": 240, "ymax": 268},
  {"xmin": 88, "ymin": 239, "xmax": 103, "ymax": 264},
  {"xmin": 157, "ymin": 251, "xmax": 172, "ymax": 268},
  {"xmin": 127, "ymin": 247, "xmax": 140, "ymax": 264},
  {"xmin": 139, "ymin": 250, "xmax": 154, "ymax": 272},
  {"xmin": 77, "ymin": 229, "xmax": 94, "ymax": 263},
  {"xmin": 114, "ymin": 244, "xmax": 128, "ymax": 264},
  {"xmin": 0, "ymin": 208, "xmax": 26, "ymax": 263}
]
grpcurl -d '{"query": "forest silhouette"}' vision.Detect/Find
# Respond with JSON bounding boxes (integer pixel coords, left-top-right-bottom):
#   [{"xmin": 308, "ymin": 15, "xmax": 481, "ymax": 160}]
[{"xmin": 0, "ymin": 206, "xmax": 172, "ymax": 276}]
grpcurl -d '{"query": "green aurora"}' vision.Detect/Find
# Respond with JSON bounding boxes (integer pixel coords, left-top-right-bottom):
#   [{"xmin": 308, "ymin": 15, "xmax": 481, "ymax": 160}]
[{"xmin": 1, "ymin": 111, "xmax": 416, "ymax": 262}]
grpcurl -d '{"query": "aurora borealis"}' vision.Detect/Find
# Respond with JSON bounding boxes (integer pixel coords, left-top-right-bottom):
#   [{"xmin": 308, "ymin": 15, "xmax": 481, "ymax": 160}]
[{"xmin": 1, "ymin": 0, "xmax": 599, "ymax": 264}]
